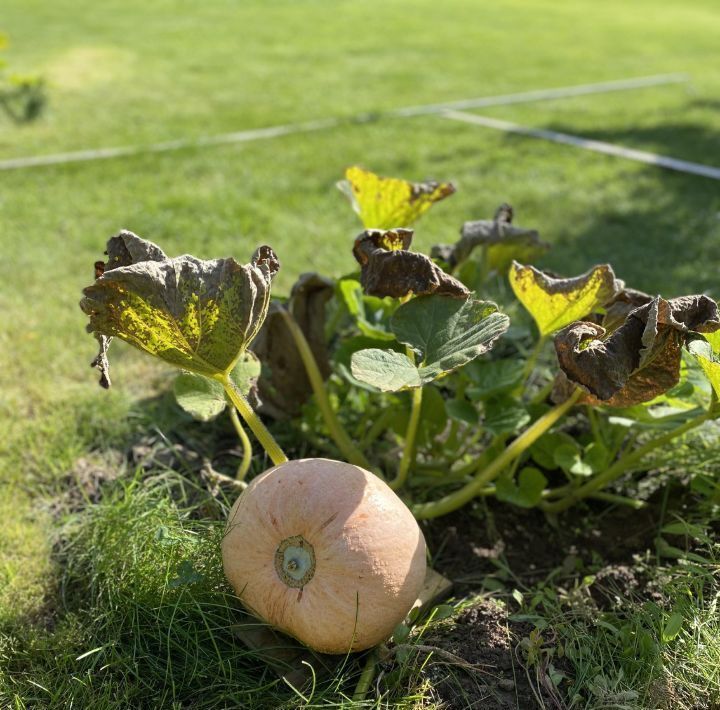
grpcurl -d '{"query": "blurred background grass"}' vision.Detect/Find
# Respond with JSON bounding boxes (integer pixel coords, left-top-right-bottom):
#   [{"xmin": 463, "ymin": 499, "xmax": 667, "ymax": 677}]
[{"xmin": 1, "ymin": 0, "xmax": 719, "ymax": 704}]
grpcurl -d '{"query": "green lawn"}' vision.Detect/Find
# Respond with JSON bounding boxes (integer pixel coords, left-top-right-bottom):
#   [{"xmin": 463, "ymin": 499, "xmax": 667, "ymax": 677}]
[{"xmin": 2, "ymin": 0, "xmax": 720, "ymax": 706}]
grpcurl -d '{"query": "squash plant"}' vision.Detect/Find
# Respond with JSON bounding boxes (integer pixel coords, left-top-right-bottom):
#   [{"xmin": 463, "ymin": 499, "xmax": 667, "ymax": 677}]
[{"xmin": 80, "ymin": 167, "xmax": 720, "ymax": 523}]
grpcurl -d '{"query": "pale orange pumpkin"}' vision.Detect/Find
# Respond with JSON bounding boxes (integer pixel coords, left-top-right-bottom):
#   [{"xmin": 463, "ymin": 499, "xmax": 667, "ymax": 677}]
[{"xmin": 222, "ymin": 458, "xmax": 427, "ymax": 654}]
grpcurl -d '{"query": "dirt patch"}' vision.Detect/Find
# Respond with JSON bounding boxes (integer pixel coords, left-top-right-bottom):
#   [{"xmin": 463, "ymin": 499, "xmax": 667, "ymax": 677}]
[
  {"xmin": 417, "ymin": 600, "xmax": 553, "ymax": 709},
  {"xmin": 424, "ymin": 497, "xmax": 663, "ymax": 593}
]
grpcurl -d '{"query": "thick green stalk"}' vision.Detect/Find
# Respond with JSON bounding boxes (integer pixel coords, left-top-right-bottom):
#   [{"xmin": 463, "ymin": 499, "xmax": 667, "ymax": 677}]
[
  {"xmin": 541, "ymin": 411, "xmax": 713, "ymax": 514},
  {"xmin": 228, "ymin": 406, "xmax": 253, "ymax": 481},
  {"xmin": 390, "ymin": 384, "xmax": 423, "ymax": 490},
  {"xmin": 588, "ymin": 492, "xmax": 646, "ymax": 509},
  {"xmin": 277, "ymin": 309, "xmax": 374, "ymax": 471},
  {"xmin": 352, "ymin": 648, "xmax": 378, "ymax": 702},
  {"xmin": 220, "ymin": 374, "xmax": 288, "ymax": 466},
  {"xmin": 413, "ymin": 389, "xmax": 582, "ymax": 519}
]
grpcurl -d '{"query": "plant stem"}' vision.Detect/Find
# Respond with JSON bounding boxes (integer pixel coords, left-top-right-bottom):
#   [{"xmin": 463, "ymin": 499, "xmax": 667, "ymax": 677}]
[
  {"xmin": 529, "ymin": 378, "xmax": 554, "ymax": 405},
  {"xmin": 228, "ymin": 406, "xmax": 253, "ymax": 481},
  {"xmin": 541, "ymin": 410, "xmax": 713, "ymax": 514},
  {"xmin": 589, "ymin": 492, "xmax": 646, "ymax": 509},
  {"xmin": 352, "ymin": 648, "xmax": 378, "ymax": 702},
  {"xmin": 277, "ymin": 309, "xmax": 373, "ymax": 471},
  {"xmin": 220, "ymin": 375, "xmax": 288, "ymax": 466},
  {"xmin": 361, "ymin": 408, "xmax": 396, "ymax": 449},
  {"xmin": 390, "ymin": 384, "xmax": 423, "ymax": 490},
  {"xmin": 413, "ymin": 390, "xmax": 582, "ymax": 519},
  {"xmin": 587, "ymin": 405, "xmax": 602, "ymax": 444},
  {"xmin": 521, "ymin": 335, "xmax": 547, "ymax": 386}
]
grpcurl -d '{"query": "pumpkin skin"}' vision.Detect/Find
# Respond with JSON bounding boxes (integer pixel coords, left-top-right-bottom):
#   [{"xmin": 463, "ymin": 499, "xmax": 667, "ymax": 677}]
[{"xmin": 222, "ymin": 458, "xmax": 427, "ymax": 654}]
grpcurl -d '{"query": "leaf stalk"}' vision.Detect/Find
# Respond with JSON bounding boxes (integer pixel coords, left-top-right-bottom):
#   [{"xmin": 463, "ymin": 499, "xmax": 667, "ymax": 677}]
[
  {"xmin": 390, "ymin": 381, "xmax": 423, "ymax": 490},
  {"xmin": 228, "ymin": 406, "xmax": 253, "ymax": 480},
  {"xmin": 220, "ymin": 374, "xmax": 288, "ymax": 466},
  {"xmin": 277, "ymin": 309, "xmax": 375, "ymax": 472},
  {"xmin": 413, "ymin": 389, "xmax": 582, "ymax": 519},
  {"xmin": 540, "ymin": 410, "xmax": 713, "ymax": 513}
]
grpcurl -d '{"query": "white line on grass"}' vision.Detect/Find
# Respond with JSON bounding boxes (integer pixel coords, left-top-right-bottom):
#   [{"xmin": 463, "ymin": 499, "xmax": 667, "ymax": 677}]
[
  {"xmin": 0, "ymin": 118, "xmax": 341, "ymax": 171},
  {"xmin": 443, "ymin": 110, "xmax": 720, "ymax": 181},
  {"xmin": 0, "ymin": 74, "xmax": 688, "ymax": 172},
  {"xmin": 391, "ymin": 73, "xmax": 688, "ymax": 117}
]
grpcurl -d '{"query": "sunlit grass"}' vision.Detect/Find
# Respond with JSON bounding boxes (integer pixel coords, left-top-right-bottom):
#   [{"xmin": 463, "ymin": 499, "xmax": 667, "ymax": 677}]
[{"xmin": 2, "ymin": 0, "xmax": 720, "ymax": 705}]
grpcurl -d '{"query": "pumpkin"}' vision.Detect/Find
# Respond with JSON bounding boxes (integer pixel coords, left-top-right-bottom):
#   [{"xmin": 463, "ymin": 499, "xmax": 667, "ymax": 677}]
[{"xmin": 222, "ymin": 458, "xmax": 427, "ymax": 654}]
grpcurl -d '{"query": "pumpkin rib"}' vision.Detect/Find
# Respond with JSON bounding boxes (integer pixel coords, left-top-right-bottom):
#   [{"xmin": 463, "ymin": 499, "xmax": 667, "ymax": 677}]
[{"xmin": 222, "ymin": 458, "xmax": 426, "ymax": 653}]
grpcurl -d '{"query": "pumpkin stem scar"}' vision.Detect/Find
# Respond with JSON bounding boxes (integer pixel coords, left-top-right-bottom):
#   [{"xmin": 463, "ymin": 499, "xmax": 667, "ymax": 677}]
[{"xmin": 275, "ymin": 535, "xmax": 316, "ymax": 588}]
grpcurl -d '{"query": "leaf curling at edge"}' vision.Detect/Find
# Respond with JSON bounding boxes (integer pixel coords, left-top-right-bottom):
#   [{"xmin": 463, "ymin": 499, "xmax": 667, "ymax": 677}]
[
  {"xmin": 352, "ymin": 228, "xmax": 469, "ymax": 300},
  {"xmin": 509, "ymin": 261, "xmax": 620, "ymax": 336},
  {"xmin": 600, "ymin": 287, "xmax": 654, "ymax": 333},
  {"xmin": 89, "ymin": 231, "xmax": 168, "ymax": 387},
  {"xmin": 80, "ymin": 231, "xmax": 279, "ymax": 386},
  {"xmin": 431, "ymin": 204, "xmax": 549, "ymax": 272},
  {"xmin": 251, "ymin": 272, "xmax": 335, "ymax": 419},
  {"xmin": 553, "ymin": 295, "xmax": 720, "ymax": 407},
  {"xmin": 337, "ymin": 165, "xmax": 456, "ymax": 230}
]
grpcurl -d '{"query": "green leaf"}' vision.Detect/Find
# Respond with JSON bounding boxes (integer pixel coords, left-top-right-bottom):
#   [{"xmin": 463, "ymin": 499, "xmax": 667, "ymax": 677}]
[
  {"xmin": 392, "ymin": 622, "xmax": 411, "ymax": 644},
  {"xmin": 465, "ymin": 358, "xmax": 525, "ymax": 400},
  {"xmin": 661, "ymin": 521, "xmax": 706, "ymax": 538},
  {"xmin": 229, "ymin": 351, "xmax": 262, "ymax": 394},
  {"xmin": 484, "ymin": 395, "xmax": 530, "ymax": 435},
  {"xmin": 174, "ymin": 352, "xmax": 261, "ymax": 421},
  {"xmin": 350, "ymin": 295, "xmax": 510, "ymax": 392},
  {"xmin": 392, "ymin": 386, "xmax": 447, "ymax": 445},
  {"xmin": 496, "ymin": 467, "xmax": 547, "ymax": 508},
  {"xmin": 391, "ymin": 295, "xmax": 510, "ymax": 381},
  {"xmin": 446, "ymin": 398, "xmax": 479, "ymax": 425},
  {"xmin": 662, "ymin": 612, "xmax": 684, "ymax": 643},
  {"xmin": 529, "ymin": 431, "xmax": 578, "ymax": 470},
  {"xmin": 334, "ymin": 335, "xmax": 403, "ymax": 371},
  {"xmin": 417, "ymin": 385, "xmax": 448, "ymax": 444},
  {"xmin": 430, "ymin": 604, "xmax": 455, "ymax": 621},
  {"xmin": 584, "ymin": 442, "xmax": 611, "ymax": 473},
  {"xmin": 168, "ymin": 560, "xmax": 204, "ymax": 589},
  {"xmin": 553, "ymin": 442, "xmax": 593, "ymax": 476},
  {"xmin": 509, "ymin": 261, "xmax": 618, "ymax": 336},
  {"xmin": 337, "ymin": 278, "xmax": 396, "ymax": 341},
  {"xmin": 350, "ymin": 349, "xmax": 422, "ymax": 391},
  {"xmin": 174, "ymin": 373, "xmax": 226, "ymax": 421},
  {"xmin": 81, "ymin": 231, "xmax": 278, "ymax": 380}
]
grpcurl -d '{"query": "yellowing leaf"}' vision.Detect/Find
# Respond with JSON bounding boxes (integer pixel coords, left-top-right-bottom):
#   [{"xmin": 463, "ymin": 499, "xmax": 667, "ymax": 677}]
[
  {"xmin": 688, "ymin": 339, "xmax": 720, "ymax": 399},
  {"xmin": 432, "ymin": 204, "xmax": 548, "ymax": 273},
  {"xmin": 338, "ymin": 165, "xmax": 455, "ymax": 229},
  {"xmin": 704, "ymin": 330, "xmax": 720, "ymax": 355},
  {"xmin": 509, "ymin": 261, "xmax": 618, "ymax": 336},
  {"xmin": 80, "ymin": 232, "xmax": 279, "ymax": 382}
]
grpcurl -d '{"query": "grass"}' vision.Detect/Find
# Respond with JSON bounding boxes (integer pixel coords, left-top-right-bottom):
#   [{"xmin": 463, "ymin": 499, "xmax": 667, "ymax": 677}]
[
  {"xmin": 521, "ymin": 532, "xmax": 720, "ymax": 708},
  {"xmin": 2, "ymin": 0, "xmax": 720, "ymax": 706}
]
